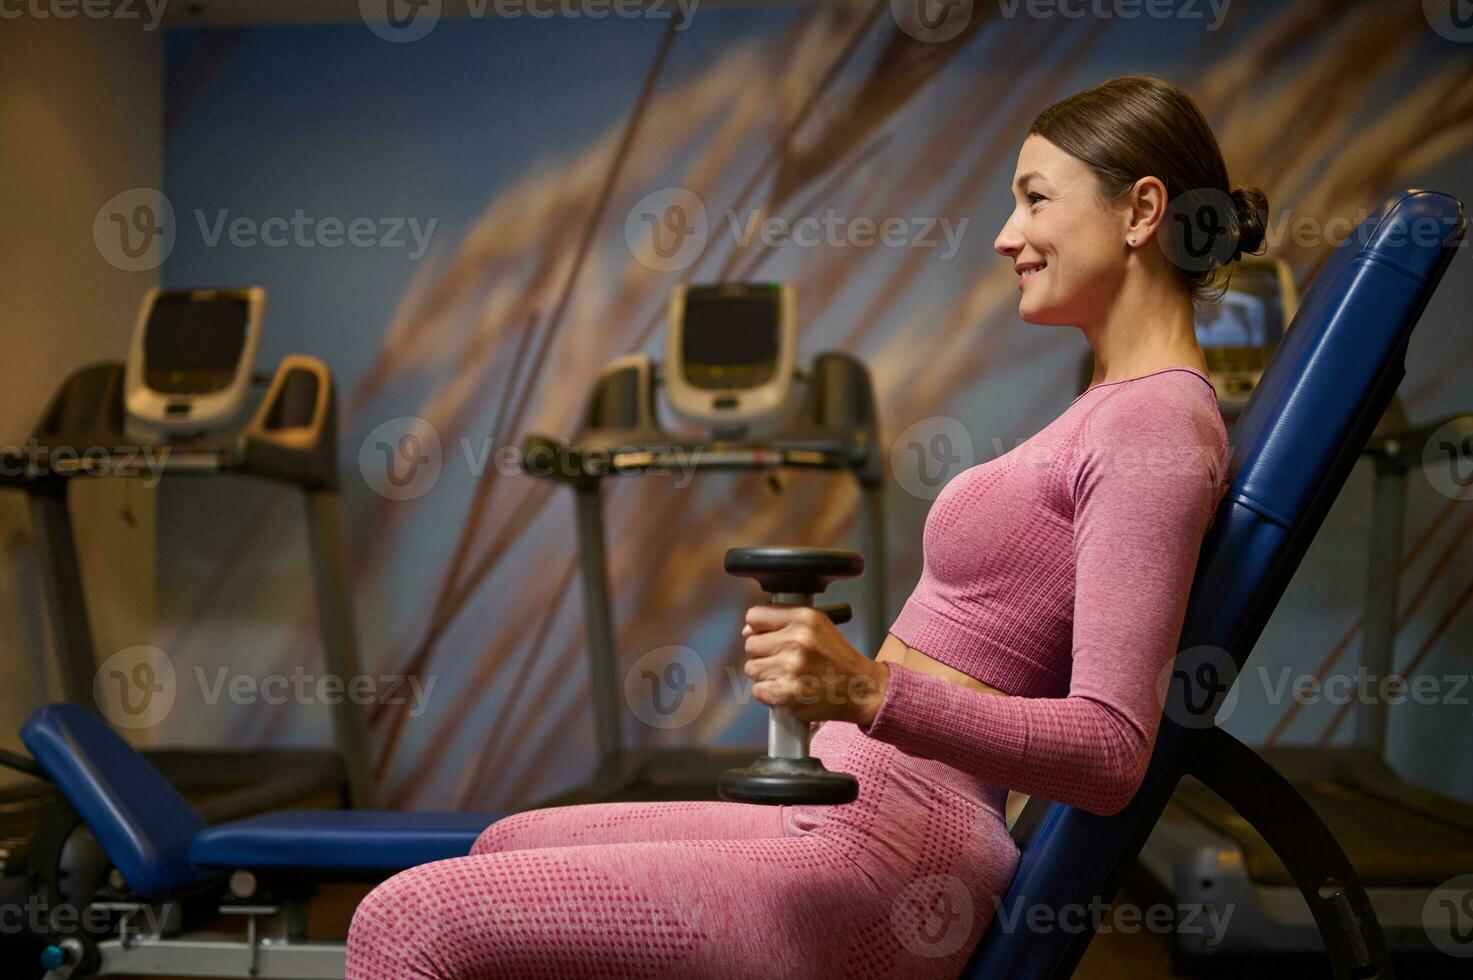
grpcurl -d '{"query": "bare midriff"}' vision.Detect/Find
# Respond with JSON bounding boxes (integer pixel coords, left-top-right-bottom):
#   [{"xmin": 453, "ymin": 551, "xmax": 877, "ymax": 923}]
[{"xmin": 875, "ymin": 633, "xmax": 1013, "ymax": 698}]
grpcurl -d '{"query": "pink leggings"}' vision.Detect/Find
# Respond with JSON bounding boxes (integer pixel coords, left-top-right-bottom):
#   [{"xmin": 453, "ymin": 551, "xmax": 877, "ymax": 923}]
[{"xmin": 345, "ymin": 722, "xmax": 1019, "ymax": 978}]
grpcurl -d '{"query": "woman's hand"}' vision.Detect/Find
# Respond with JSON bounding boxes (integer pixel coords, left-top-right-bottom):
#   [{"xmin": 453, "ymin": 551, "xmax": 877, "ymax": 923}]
[{"xmin": 740, "ymin": 605, "xmax": 890, "ymax": 726}]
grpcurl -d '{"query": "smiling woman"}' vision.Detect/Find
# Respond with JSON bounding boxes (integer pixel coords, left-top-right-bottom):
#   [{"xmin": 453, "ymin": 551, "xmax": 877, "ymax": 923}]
[
  {"xmin": 995, "ymin": 74, "xmax": 1269, "ymax": 389},
  {"xmin": 343, "ymin": 73, "xmax": 1243, "ymax": 980}
]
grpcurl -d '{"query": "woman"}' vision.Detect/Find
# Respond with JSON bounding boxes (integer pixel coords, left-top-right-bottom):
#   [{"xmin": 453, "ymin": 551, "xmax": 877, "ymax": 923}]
[{"xmin": 345, "ymin": 74, "xmax": 1265, "ymax": 979}]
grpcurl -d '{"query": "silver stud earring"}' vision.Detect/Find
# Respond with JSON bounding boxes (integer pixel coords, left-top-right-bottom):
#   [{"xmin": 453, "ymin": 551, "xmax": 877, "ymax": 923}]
[{"xmin": 1128, "ymin": 234, "xmax": 1137, "ymax": 244}]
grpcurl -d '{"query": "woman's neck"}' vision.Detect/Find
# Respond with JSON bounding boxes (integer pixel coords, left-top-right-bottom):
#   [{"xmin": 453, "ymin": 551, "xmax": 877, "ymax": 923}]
[{"xmin": 1081, "ymin": 266, "xmax": 1205, "ymax": 387}]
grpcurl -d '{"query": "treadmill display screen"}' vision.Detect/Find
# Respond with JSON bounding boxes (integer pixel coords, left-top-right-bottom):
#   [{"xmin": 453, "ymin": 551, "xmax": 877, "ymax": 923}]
[
  {"xmin": 1195, "ymin": 264, "xmax": 1286, "ymax": 349},
  {"xmin": 144, "ymin": 294, "xmax": 251, "ymax": 394},
  {"xmin": 680, "ymin": 289, "xmax": 780, "ymax": 390}
]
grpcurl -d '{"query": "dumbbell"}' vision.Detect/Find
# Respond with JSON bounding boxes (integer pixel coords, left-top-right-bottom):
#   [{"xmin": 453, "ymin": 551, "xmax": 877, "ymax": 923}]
[{"xmin": 720, "ymin": 546, "xmax": 863, "ymax": 805}]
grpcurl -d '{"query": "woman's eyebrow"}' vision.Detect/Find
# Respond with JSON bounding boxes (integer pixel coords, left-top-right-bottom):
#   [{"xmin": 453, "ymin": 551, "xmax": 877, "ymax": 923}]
[{"xmin": 1014, "ymin": 170, "xmax": 1046, "ymax": 193}]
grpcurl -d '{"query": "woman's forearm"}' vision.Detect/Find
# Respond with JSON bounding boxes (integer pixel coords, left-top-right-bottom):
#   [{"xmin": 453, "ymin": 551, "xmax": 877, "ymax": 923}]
[{"xmin": 858, "ymin": 660, "xmax": 1152, "ymax": 817}]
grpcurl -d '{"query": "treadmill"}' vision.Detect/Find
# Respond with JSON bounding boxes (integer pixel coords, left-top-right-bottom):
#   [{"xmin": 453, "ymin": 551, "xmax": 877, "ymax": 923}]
[
  {"xmin": 1123, "ymin": 261, "xmax": 1473, "ymax": 970},
  {"xmin": 520, "ymin": 282, "xmax": 887, "ymax": 806},
  {"xmin": 1, "ymin": 289, "xmax": 372, "ymax": 836}
]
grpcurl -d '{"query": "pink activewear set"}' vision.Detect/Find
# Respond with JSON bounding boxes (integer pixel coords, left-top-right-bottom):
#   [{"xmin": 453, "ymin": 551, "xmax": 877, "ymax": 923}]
[{"xmin": 345, "ymin": 365, "xmax": 1230, "ymax": 979}]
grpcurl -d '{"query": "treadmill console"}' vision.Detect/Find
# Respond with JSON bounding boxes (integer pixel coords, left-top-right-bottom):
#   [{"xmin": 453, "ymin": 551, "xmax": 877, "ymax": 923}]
[
  {"xmin": 125, "ymin": 287, "xmax": 265, "ymax": 443},
  {"xmin": 665, "ymin": 282, "xmax": 796, "ymax": 429},
  {"xmin": 1197, "ymin": 259, "xmax": 1297, "ymax": 420}
]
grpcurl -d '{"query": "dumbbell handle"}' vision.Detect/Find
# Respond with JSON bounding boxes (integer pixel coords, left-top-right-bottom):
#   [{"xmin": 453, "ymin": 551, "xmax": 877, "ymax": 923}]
[{"xmin": 767, "ymin": 591, "xmax": 817, "ymax": 760}]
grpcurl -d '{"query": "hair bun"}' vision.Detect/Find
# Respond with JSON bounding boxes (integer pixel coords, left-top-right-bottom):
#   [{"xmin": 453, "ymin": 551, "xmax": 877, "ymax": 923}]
[{"xmin": 1230, "ymin": 185, "xmax": 1269, "ymax": 261}]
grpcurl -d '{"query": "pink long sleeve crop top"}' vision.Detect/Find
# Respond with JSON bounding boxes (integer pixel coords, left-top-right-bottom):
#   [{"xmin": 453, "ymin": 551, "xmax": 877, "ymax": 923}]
[{"xmin": 861, "ymin": 365, "xmax": 1230, "ymax": 816}]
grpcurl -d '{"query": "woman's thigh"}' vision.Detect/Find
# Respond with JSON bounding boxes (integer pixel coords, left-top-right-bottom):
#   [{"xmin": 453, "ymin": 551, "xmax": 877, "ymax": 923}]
[
  {"xmin": 470, "ymin": 800, "xmax": 789, "ymax": 855},
  {"xmin": 346, "ymin": 832, "xmax": 983, "ymax": 980}
]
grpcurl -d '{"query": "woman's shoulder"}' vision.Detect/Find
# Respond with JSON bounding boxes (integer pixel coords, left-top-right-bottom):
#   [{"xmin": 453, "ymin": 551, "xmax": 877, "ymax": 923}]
[{"xmin": 1078, "ymin": 367, "xmax": 1223, "ymax": 437}]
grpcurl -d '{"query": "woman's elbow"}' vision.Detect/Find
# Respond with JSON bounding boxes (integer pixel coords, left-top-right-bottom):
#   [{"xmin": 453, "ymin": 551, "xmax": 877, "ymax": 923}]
[{"xmin": 1083, "ymin": 750, "xmax": 1152, "ymax": 817}]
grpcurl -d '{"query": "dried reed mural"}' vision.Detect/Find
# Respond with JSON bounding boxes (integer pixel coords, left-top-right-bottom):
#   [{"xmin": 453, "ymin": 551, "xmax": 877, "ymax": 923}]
[{"xmin": 156, "ymin": 0, "xmax": 1473, "ymax": 809}]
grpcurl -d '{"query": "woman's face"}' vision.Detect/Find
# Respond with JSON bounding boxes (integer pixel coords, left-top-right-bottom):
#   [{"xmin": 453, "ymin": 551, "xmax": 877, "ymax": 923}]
[{"xmin": 994, "ymin": 134, "xmax": 1129, "ymax": 326}]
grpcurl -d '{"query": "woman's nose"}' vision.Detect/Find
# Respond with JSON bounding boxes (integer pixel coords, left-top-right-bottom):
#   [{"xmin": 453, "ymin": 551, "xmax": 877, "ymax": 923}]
[{"xmin": 995, "ymin": 214, "xmax": 1024, "ymax": 257}]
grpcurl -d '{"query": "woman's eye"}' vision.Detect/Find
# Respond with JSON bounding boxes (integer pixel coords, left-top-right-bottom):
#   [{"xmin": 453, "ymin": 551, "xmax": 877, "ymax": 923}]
[{"xmin": 1027, "ymin": 193, "xmax": 1045, "ymax": 206}]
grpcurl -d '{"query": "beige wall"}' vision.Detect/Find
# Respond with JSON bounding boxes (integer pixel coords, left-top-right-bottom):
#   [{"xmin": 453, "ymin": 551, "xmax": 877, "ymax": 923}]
[{"xmin": 0, "ymin": 14, "xmax": 163, "ymax": 772}]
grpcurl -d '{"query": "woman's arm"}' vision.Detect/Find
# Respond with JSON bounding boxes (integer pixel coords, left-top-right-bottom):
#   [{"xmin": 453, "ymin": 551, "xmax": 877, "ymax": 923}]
[{"xmin": 859, "ymin": 390, "xmax": 1225, "ymax": 817}]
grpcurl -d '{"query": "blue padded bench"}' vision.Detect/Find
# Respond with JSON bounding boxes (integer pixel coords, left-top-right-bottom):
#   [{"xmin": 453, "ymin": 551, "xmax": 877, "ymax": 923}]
[
  {"xmin": 22, "ymin": 704, "xmax": 499, "ymax": 898},
  {"xmin": 967, "ymin": 189, "xmax": 1466, "ymax": 979}
]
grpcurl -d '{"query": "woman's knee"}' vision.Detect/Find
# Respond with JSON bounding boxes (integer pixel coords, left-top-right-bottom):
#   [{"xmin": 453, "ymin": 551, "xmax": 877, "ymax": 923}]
[
  {"xmin": 346, "ymin": 866, "xmax": 444, "ymax": 976},
  {"xmin": 470, "ymin": 810, "xmax": 544, "ymax": 855}
]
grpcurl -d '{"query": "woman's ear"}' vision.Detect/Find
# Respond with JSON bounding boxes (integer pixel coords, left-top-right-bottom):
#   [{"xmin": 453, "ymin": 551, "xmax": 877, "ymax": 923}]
[{"xmin": 1125, "ymin": 176, "xmax": 1168, "ymax": 248}]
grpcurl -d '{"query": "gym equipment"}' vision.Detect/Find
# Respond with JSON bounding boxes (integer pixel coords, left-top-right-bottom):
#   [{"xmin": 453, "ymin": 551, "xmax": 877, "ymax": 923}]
[
  {"xmin": 1196, "ymin": 258, "xmax": 1298, "ymax": 421},
  {"xmin": 522, "ymin": 281, "xmax": 886, "ymax": 805},
  {"xmin": 5, "ymin": 288, "xmax": 372, "ymax": 811},
  {"xmin": 664, "ymin": 281, "xmax": 797, "ymax": 429},
  {"xmin": 717, "ymin": 546, "xmax": 862, "ymax": 806},
  {"xmin": 123, "ymin": 287, "xmax": 266, "ymax": 443},
  {"xmin": 974, "ymin": 189, "xmax": 1466, "ymax": 979},
  {"xmin": 5, "ymin": 190, "xmax": 1462, "ymax": 980},
  {"xmin": 1123, "ymin": 261, "xmax": 1473, "ymax": 968}
]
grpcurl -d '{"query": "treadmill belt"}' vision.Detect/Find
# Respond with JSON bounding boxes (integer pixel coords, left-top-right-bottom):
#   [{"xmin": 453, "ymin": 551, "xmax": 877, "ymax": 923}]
[{"xmin": 1173, "ymin": 754, "xmax": 1473, "ymax": 887}]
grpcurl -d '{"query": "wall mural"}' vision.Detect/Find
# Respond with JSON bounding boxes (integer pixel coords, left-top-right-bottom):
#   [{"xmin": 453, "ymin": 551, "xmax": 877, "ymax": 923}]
[{"xmin": 155, "ymin": 0, "xmax": 1473, "ymax": 809}]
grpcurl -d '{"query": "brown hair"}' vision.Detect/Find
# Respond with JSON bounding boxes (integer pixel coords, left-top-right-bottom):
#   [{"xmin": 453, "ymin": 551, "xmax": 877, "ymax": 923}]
[{"xmin": 1029, "ymin": 74, "xmax": 1268, "ymax": 306}]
